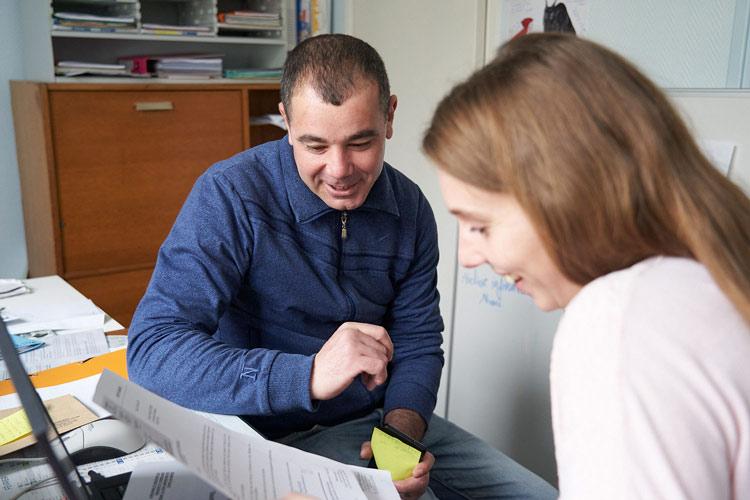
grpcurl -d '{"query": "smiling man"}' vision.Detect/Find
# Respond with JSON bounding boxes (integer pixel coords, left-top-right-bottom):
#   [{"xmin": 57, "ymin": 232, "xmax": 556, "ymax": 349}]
[{"xmin": 128, "ymin": 34, "xmax": 555, "ymax": 499}]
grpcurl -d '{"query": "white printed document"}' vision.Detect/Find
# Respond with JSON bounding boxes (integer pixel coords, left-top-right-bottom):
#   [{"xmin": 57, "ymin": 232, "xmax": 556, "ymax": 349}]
[
  {"xmin": 0, "ymin": 329, "xmax": 110, "ymax": 381},
  {"xmin": 5, "ymin": 297, "xmax": 104, "ymax": 335},
  {"xmin": 123, "ymin": 460, "xmax": 230, "ymax": 500},
  {"xmin": 93, "ymin": 370, "xmax": 399, "ymax": 500}
]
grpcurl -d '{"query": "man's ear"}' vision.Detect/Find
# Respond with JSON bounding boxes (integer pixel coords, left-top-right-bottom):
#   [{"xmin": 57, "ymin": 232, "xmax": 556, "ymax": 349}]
[
  {"xmin": 279, "ymin": 102, "xmax": 292, "ymax": 144},
  {"xmin": 385, "ymin": 95, "xmax": 397, "ymax": 140}
]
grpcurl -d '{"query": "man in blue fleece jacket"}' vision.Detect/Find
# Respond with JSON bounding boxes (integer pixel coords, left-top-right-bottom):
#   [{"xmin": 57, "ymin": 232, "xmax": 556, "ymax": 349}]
[{"xmin": 128, "ymin": 34, "xmax": 556, "ymax": 499}]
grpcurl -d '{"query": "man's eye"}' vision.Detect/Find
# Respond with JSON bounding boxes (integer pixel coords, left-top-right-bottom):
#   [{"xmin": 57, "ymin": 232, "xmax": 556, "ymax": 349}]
[
  {"xmin": 349, "ymin": 141, "xmax": 371, "ymax": 150},
  {"xmin": 469, "ymin": 226, "xmax": 487, "ymax": 235},
  {"xmin": 306, "ymin": 145, "xmax": 326, "ymax": 153}
]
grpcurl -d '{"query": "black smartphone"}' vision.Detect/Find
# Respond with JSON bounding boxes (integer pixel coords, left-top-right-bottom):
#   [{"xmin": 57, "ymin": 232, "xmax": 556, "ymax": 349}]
[{"xmin": 369, "ymin": 423, "xmax": 427, "ymax": 470}]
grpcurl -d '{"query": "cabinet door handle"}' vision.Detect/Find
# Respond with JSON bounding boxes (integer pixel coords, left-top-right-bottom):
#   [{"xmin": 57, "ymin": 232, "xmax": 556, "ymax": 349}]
[{"xmin": 134, "ymin": 101, "xmax": 174, "ymax": 112}]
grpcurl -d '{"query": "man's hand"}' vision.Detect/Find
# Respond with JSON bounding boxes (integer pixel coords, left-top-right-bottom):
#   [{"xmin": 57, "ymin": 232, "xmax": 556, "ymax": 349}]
[
  {"xmin": 361, "ymin": 409, "xmax": 432, "ymax": 498},
  {"xmin": 360, "ymin": 441, "xmax": 434, "ymax": 499},
  {"xmin": 310, "ymin": 322, "xmax": 393, "ymax": 401}
]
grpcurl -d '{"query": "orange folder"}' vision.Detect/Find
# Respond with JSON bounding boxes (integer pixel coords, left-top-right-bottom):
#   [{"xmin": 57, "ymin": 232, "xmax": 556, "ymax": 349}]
[{"xmin": 0, "ymin": 349, "xmax": 128, "ymax": 397}]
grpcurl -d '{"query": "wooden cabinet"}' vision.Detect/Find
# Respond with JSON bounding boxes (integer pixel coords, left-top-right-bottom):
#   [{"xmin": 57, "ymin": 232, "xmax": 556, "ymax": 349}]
[{"xmin": 11, "ymin": 82, "xmax": 285, "ymax": 327}]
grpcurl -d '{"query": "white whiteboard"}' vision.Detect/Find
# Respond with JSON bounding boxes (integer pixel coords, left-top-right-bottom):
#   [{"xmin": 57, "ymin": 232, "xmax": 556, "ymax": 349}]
[
  {"xmin": 669, "ymin": 90, "xmax": 750, "ymax": 194},
  {"xmin": 445, "ymin": 89, "xmax": 750, "ymax": 486}
]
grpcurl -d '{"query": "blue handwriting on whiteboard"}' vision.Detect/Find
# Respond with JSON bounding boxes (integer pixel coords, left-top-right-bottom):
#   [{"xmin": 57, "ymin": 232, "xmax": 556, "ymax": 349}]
[{"xmin": 460, "ymin": 269, "xmax": 520, "ymax": 308}]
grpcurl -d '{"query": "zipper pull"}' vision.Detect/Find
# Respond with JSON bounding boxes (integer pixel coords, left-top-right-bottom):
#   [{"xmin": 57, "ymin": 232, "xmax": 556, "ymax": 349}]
[{"xmin": 341, "ymin": 211, "xmax": 348, "ymax": 240}]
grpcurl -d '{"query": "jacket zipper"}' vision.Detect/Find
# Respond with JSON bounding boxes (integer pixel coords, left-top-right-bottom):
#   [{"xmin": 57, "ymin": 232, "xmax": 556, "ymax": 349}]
[{"xmin": 340, "ymin": 211, "xmax": 348, "ymax": 240}]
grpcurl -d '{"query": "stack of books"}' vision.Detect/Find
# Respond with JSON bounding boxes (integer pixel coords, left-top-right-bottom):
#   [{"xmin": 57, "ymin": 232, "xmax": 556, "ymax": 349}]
[
  {"xmin": 223, "ymin": 67, "xmax": 282, "ymax": 80},
  {"xmin": 155, "ymin": 57, "xmax": 223, "ymax": 79},
  {"xmin": 52, "ymin": 12, "xmax": 137, "ymax": 32},
  {"xmin": 54, "ymin": 61, "xmax": 134, "ymax": 78},
  {"xmin": 217, "ymin": 10, "xmax": 282, "ymax": 30},
  {"xmin": 141, "ymin": 23, "xmax": 213, "ymax": 36}
]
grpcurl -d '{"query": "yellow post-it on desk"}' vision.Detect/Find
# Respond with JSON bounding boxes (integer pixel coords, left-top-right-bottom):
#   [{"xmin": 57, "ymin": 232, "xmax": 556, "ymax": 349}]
[
  {"xmin": 0, "ymin": 409, "xmax": 31, "ymax": 445},
  {"xmin": 370, "ymin": 426, "xmax": 423, "ymax": 481},
  {"xmin": 0, "ymin": 394, "xmax": 99, "ymax": 457}
]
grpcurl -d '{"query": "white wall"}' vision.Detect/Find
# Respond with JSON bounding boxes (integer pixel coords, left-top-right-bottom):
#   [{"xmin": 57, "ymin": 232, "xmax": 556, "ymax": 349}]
[
  {"xmin": 0, "ymin": 0, "xmax": 28, "ymax": 278},
  {"xmin": 341, "ymin": 0, "xmax": 487, "ymax": 416}
]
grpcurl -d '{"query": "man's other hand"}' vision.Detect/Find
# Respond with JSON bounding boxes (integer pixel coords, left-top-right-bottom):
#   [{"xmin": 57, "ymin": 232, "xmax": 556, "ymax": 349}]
[{"xmin": 310, "ymin": 322, "xmax": 393, "ymax": 400}]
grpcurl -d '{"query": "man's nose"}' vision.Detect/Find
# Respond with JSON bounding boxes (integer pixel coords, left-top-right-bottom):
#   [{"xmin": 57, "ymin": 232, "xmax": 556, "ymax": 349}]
[{"xmin": 327, "ymin": 147, "xmax": 352, "ymax": 178}]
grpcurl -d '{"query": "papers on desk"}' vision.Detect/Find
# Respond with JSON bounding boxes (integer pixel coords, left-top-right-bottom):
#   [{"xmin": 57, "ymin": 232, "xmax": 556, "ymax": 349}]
[
  {"xmin": 94, "ymin": 370, "xmax": 399, "ymax": 499},
  {"xmin": 0, "ymin": 394, "xmax": 99, "ymax": 456},
  {"xmin": 2, "ymin": 334, "xmax": 46, "ymax": 357},
  {"xmin": 0, "ymin": 373, "xmax": 108, "ymax": 417},
  {"xmin": 5, "ymin": 299, "xmax": 104, "ymax": 335},
  {"xmin": 0, "ymin": 279, "xmax": 30, "ymax": 298},
  {"xmin": 0, "ymin": 459, "xmax": 59, "ymax": 499},
  {"xmin": 0, "ymin": 329, "xmax": 110, "ymax": 381},
  {"xmin": 77, "ymin": 443, "xmax": 172, "ymax": 480}
]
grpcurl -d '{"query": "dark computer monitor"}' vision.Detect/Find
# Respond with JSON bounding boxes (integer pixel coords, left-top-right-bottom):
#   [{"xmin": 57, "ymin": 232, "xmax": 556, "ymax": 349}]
[{"xmin": 0, "ymin": 318, "xmax": 90, "ymax": 499}]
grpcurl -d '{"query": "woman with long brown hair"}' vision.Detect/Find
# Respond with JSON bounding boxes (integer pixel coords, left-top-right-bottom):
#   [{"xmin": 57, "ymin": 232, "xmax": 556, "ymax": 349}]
[{"xmin": 424, "ymin": 33, "xmax": 750, "ymax": 499}]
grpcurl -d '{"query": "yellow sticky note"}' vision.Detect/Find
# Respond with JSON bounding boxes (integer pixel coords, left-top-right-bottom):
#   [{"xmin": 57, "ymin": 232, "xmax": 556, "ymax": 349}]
[
  {"xmin": 0, "ymin": 409, "xmax": 31, "ymax": 445},
  {"xmin": 370, "ymin": 427, "xmax": 422, "ymax": 481}
]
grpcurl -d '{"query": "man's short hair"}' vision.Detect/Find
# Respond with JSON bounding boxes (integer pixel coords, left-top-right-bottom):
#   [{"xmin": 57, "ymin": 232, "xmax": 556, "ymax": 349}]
[{"xmin": 280, "ymin": 34, "xmax": 391, "ymax": 121}]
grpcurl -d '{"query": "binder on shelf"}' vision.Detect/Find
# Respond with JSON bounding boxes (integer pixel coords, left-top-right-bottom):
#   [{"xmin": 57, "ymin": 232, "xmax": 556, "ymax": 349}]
[{"xmin": 296, "ymin": 0, "xmax": 330, "ymax": 43}]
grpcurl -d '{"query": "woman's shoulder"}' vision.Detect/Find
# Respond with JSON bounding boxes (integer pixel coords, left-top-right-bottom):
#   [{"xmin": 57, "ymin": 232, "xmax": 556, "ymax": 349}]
[{"xmin": 558, "ymin": 256, "xmax": 749, "ymax": 366}]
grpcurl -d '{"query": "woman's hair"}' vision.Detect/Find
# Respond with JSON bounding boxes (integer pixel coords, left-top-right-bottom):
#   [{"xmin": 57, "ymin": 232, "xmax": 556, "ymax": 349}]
[{"xmin": 423, "ymin": 33, "xmax": 750, "ymax": 325}]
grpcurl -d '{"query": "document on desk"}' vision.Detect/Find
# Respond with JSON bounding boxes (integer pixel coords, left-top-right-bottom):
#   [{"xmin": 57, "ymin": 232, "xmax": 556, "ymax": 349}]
[
  {"xmin": 0, "ymin": 329, "xmax": 110, "ymax": 381},
  {"xmin": 4, "ymin": 297, "xmax": 104, "ymax": 335},
  {"xmin": 94, "ymin": 370, "xmax": 399, "ymax": 500}
]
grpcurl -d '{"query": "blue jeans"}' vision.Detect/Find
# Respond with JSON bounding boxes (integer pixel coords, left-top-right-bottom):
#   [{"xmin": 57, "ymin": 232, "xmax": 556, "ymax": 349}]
[{"xmin": 277, "ymin": 410, "xmax": 557, "ymax": 499}]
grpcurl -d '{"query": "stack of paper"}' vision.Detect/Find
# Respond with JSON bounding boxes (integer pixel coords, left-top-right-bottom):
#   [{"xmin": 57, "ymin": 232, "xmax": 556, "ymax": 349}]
[
  {"xmin": 0, "ymin": 335, "xmax": 45, "ymax": 358},
  {"xmin": 224, "ymin": 67, "xmax": 282, "ymax": 80},
  {"xmin": 55, "ymin": 61, "xmax": 133, "ymax": 78},
  {"xmin": 141, "ymin": 23, "xmax": 213, "ymax": 36},
  {"xmin": 53, "ymin": 11, "xmax": 137, "ymax": 32},
  {"xmin": 217, "ymin": 10, "xmax": 282, "ymax": 29},
  {"xmin": 155, "ymin": 58, "xmax": 223, "ymax": 79},
  {"xmin": 0, "ymin": 329, "xmax": 110, "ymax": 381},
  {"xmin": 0, "ymin": 280, "xmax": 29, "ymax": 299},
  {"xmin": 5, "ymin": 297, "xmax": 104, "ymax": 335}
]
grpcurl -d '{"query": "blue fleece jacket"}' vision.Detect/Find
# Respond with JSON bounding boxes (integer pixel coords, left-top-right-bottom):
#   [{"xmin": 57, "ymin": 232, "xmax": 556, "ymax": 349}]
[{"xmin": 127, "ymin": 138, "xmax": 444, "ymax": 438}]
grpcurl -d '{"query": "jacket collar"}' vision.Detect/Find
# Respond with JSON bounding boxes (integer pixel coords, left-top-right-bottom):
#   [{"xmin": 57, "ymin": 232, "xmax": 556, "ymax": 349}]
[{"xmin": 280, "ymin": 137, "xmax": 400, "ymax": 223}]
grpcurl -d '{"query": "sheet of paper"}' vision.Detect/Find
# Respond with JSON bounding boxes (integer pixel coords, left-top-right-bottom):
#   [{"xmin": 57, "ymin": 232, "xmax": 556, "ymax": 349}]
[
  {"xmin": 0, "ymin": 373, "xmax": 109, "ymax": 419},
  {"xmin": 106, "ymin": 334, "xmax": 128, "ymax": 351},
  {"xmin": 77, "ymin": 443, "xmax": 173, "ymax": 480},
  {"xmin": 123, "ymin": 460, "xmax": 230, "ymax": 500},
  {"xmin": 3, "ymin": 290, "xmax": 104, "ymax": 335},
  {"xmin": 0, "ymin": 394, "xmax": 100, "ymax": 456},
  {"xmin": 0, "ymin": 329, "xmax": 110, "ymax": 381},
  {"xmin": 700, "ymin": 139, "xmax": 735, "ymax": 175},
  {"xmin": 192, "ymin": 409, "xmax": 264, "ymax": 439},
  {"xmin": 94, "ymin": 370, "xmax": 399, "ymax": 500},
  {"xmin": 0, "ymin": 279, "xmax": 30, "ymax": 298},
  {"xmin": 3, "ymin": 334, "xmax": 47, "ymax": 356},
  {"xmin": 0, "ymin": 459, "xmax": 63, "ymax": 500},
  {"xmin": 0, "ymin": 409, "xmax": 30, "ymax": 445}
]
